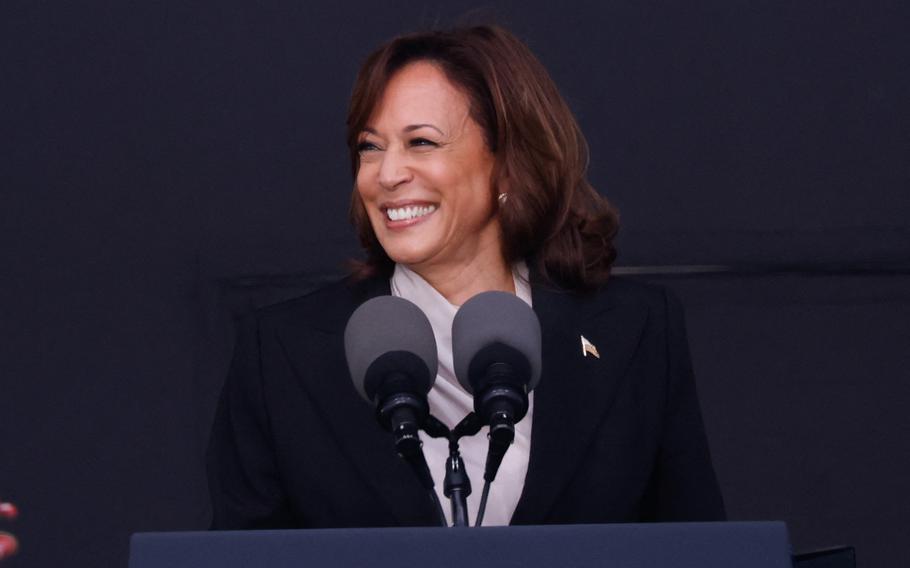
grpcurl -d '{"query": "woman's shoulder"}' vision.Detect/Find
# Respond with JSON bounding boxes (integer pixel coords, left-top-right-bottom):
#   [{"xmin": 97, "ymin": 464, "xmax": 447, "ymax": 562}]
[
  {"xmin": 599, "ymin": 275, "xmax": 680, "ymax": 307},
  {"xmin": 558, "ymin": 275, "xmax": 687, "ymax": 329},
  {"xmin": 246, "ymin": 275, "xmax": 390, "ymax": 336},
  {"xmin": 540, "ymin": 273, "xmax": 680, "ymax": 312},
  {"xmin": 595, "ymin": 276, "xmax": 691, "ymax": 337}
]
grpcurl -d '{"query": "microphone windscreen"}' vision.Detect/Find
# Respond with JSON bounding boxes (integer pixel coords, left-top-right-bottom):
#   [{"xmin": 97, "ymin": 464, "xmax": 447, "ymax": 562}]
[
  {"xmin": 451, "ymin": 291, "xmax": 542, "ymax": 394},
  {"xmin": 344, "ymin": 296, "xmax": 438, "ymax": 402}
]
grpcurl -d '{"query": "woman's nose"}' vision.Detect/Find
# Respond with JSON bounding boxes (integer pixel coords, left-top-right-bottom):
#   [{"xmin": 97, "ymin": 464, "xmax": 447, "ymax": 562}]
[{"xmin": 377, "ymin": 149, "xmax": 412, "ymax": 190}]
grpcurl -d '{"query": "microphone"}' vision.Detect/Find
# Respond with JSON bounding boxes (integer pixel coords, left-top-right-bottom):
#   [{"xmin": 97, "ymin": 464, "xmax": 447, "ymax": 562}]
[
  {"xmin": 344, "ymin": 296, "xmax": 448, "ymax": 525},
  {"xmin": 452, "ymin": 291, "xmax": 542, "ymax": 485},
  {"xmin": 344, "ymin": 296, "xmax": 438, "ymax": 458}
]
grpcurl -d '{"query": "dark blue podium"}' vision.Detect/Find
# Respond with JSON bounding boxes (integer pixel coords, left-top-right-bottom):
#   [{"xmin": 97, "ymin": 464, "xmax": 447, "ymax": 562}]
[{"xmin": 130, "ymin": 522, "xmax": 792, "ymax": 568}]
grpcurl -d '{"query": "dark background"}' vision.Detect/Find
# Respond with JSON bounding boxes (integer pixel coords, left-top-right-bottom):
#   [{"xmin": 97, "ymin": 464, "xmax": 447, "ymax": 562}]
[{"xmin": 2, "ymin": 1, "xmax": 908, "ymax": 567}]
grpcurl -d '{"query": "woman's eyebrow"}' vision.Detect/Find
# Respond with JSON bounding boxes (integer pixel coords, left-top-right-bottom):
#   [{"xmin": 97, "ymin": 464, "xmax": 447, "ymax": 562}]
[
  {"xmin": 403, "ymin": 123, "xmax": 445, "ymax": 135},
  {"xmin": 361, "ymin": 124, "xmax": 445, "ymax": 136}
]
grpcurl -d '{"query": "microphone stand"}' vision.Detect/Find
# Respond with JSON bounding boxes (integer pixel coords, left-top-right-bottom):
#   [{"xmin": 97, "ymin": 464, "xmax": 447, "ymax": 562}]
[
  {"xmin": 421, "ymin": 413, "xmax": 483, "ymax": 527},
  {"xmin": 445, "ymin": 413, "xmax": 483, "ymax": 527},
  {"xmin": 444, "ymin": 446, "xmax": 470, "ymax": 527}
]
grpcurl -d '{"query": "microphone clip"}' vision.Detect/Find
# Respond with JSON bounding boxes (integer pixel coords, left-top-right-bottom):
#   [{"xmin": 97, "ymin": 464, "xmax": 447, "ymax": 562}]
[{"xmin": 440, "ymin": 413, "xmax": 483, "ymax": 527}]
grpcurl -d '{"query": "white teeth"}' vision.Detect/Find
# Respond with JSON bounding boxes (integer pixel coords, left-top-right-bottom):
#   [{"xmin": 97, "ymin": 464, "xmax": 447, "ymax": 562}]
[{"xmin": 386, "ymin": 204, "xmax": 436, "ymax": 221}]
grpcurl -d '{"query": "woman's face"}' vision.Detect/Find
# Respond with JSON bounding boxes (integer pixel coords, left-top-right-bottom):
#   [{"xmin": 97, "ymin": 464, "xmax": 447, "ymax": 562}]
[{"xmin": 356, "ymin": 61, "xmax": 503, "ymax": 276}]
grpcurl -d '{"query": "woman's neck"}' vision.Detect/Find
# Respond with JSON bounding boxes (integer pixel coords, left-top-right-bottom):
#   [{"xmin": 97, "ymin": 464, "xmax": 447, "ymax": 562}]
[{"xmin": 407, "ymin": 255, "xmax": 514, "ymax": 306}]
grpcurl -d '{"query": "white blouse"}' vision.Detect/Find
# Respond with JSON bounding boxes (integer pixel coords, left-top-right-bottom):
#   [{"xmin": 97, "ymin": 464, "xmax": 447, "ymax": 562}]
[{"xmin": 390, "ymin": 263, "xmax": 533, "ymax": 527}]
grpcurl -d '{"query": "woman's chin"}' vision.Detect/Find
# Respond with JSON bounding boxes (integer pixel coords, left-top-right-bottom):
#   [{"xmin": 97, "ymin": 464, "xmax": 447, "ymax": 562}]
[
  {"xmin": 384, "ymin": 249, "xmax": 434, "ymax": 269},
  {"xmin": 377, "ymin": 230, "xmax": 440, "ymax": 268}
]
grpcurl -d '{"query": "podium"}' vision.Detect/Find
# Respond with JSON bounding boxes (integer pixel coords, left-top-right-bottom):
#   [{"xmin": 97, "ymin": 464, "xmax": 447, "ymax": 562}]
[{"xmin": 130, "ymin": 522, "xmax": 792, "ymax": 568}]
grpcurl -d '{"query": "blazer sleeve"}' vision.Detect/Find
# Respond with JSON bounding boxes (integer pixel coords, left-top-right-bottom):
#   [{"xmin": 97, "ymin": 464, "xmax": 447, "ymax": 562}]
[
  {"xmin": 652, "ymin": 288, "xmax": 726, "ymax": 521},
  {"xmin": 206, "ymin": 313, "xmax": 293, "ymax": 529}
]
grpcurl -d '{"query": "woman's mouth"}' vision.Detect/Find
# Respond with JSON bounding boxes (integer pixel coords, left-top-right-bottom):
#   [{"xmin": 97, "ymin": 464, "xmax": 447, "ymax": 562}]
[{"xmin": 384, "ymin": 204, "xmax": 437, "ymax": 223}]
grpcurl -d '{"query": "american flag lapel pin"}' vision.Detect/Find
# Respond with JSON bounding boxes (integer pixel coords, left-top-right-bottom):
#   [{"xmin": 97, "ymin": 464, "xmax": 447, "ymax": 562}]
[{"xmin": 580, "ymin": 335, "xmax": 600, "ymax": 359}]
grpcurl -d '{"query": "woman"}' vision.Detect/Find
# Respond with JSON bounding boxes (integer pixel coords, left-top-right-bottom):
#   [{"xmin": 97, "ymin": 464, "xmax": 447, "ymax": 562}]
[{"xmin": 207, "ymin": 25, "xmax": 724, "ymax": 529}]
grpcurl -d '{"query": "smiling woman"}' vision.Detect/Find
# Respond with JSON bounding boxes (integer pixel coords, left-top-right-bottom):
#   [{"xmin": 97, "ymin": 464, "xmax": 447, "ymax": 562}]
[{"xmin": 207, "ymin": 25, "xmax": 724, "ymax": 530}]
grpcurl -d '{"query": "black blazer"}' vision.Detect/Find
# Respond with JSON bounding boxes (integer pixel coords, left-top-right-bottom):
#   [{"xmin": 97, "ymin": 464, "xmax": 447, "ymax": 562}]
[{"xmin": 207, "ymin": 274, "xmax": 725, "ymax": 529}]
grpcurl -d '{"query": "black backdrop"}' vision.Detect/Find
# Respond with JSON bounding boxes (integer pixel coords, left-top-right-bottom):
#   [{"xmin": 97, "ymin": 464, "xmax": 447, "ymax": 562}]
[{"xmin": 2, "ymin": 1, "xmax": 908, "ymax": 567}]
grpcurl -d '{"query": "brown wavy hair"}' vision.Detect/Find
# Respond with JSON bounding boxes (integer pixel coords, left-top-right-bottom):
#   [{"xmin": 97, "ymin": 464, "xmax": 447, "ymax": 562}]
[{"xmin": 346, "ymin": 25, "xmax": 619, "ymax": 291}]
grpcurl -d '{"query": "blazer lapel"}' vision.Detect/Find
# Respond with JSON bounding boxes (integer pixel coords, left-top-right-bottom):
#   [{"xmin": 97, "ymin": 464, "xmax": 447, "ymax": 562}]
[
  {"xmin": 511, "ymin": 279, "xmax": 649, "ymax": 524},
  {"xmin": 275, "ymin": 277, "xmax": 440, "ymax": 526}
]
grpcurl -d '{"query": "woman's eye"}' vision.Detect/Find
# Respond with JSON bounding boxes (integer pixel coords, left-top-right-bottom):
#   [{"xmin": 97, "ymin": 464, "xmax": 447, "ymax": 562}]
[
  {"xmin": 357, "ymin": 141, "xmax": 379, "ymax": 152},
  {"xmin": 410, "ymin": 138, "xmax": 437, "ymax": 148}
]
